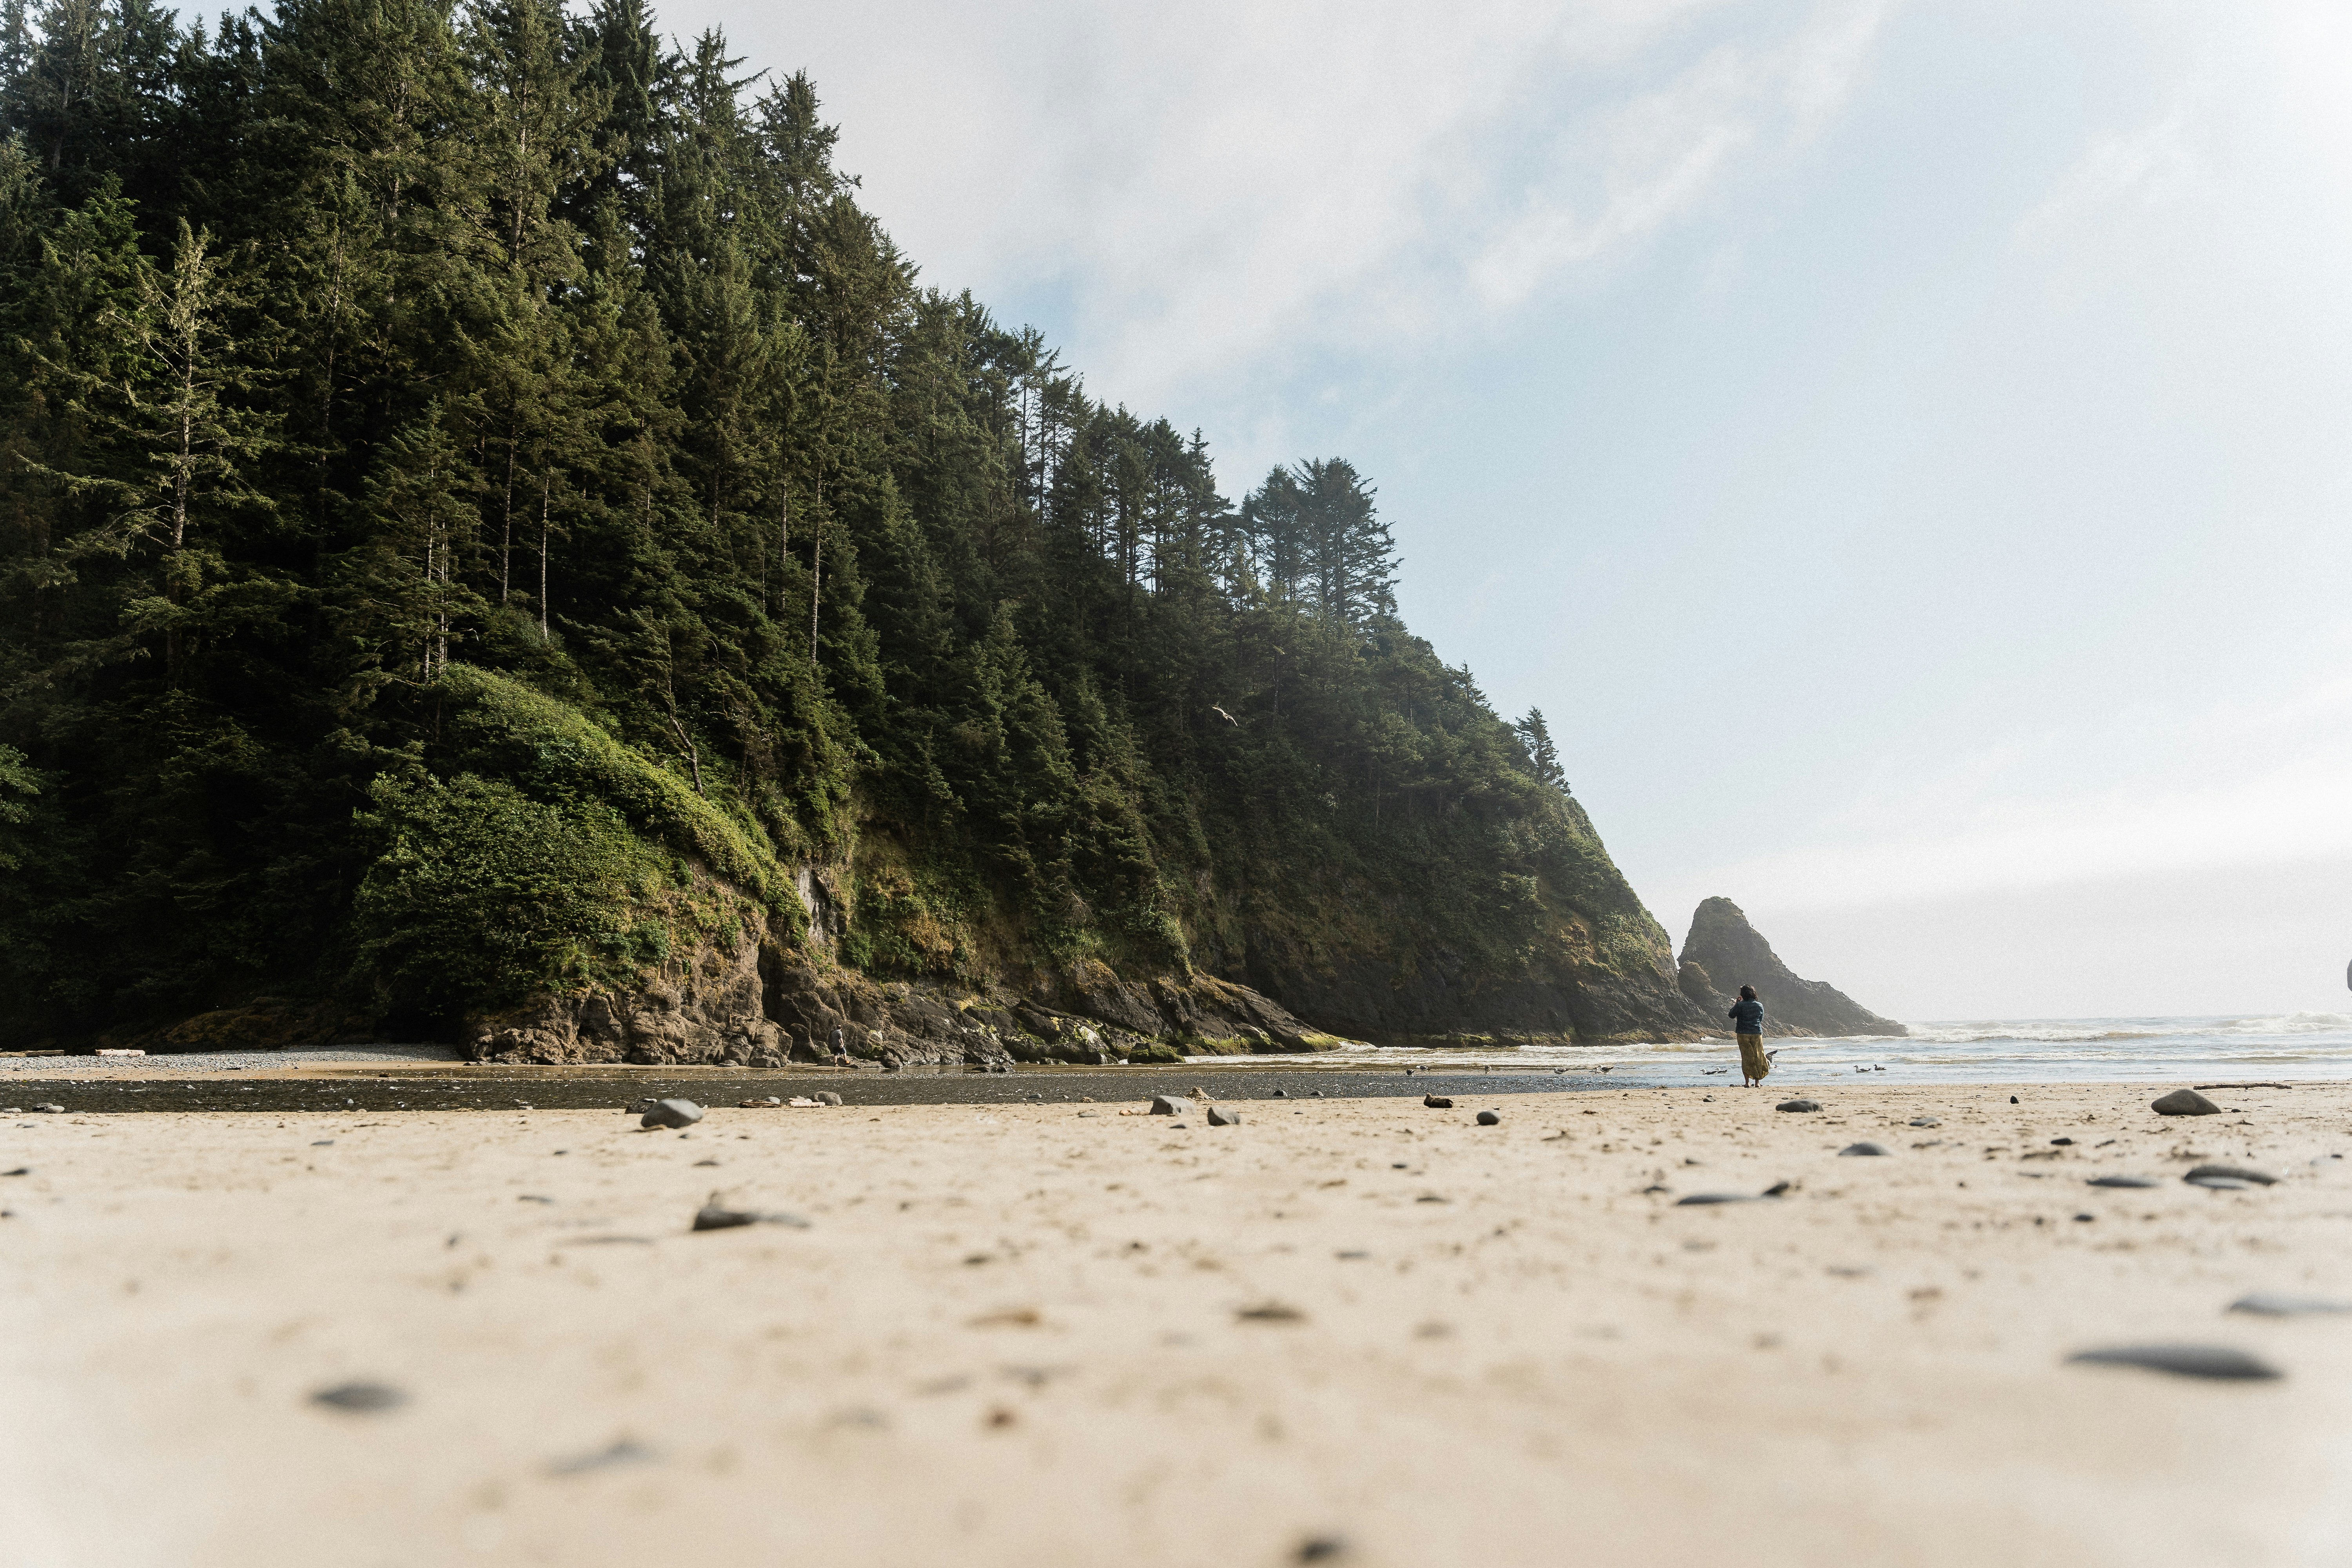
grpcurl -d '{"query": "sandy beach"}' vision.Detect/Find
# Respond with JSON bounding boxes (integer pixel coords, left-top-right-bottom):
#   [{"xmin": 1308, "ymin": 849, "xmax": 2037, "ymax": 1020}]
[{"xmin": 6, "ymin": 1079, "xmax": 2349, "ymax": 1567}]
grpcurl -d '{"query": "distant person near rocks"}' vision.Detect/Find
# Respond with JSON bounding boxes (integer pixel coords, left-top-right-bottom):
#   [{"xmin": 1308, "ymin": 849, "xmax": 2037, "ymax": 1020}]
[{"xmin": 1730, "ymin": 986, "xmax": 1768, "ymax": 1086}]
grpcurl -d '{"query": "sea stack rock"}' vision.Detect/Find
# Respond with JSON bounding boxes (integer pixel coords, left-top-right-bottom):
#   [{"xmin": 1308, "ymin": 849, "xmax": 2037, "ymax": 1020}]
[{"xmin": 1678, "ymin": 898, "xmax": 1907, "ymax": 1038}]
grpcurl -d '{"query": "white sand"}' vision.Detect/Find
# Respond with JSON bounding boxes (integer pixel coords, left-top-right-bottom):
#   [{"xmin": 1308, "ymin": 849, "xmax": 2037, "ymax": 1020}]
[{"xmin": 5, "ymin": 1082, "xmax": 2349, "ymax": 1567}]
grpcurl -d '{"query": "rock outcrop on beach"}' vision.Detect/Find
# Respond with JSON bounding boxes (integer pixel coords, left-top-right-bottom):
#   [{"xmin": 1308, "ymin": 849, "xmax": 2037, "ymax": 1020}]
[
  {"xmin": 1677, "ymin": 897, "xmax": 1907, "ymax": 1037},
  {"xmin": 461, "ymin": 904, "xmax": 1359, "ymax": 1068}
]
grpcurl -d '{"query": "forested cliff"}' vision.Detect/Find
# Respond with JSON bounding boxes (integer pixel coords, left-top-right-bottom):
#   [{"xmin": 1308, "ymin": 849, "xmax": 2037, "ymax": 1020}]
[{"xmin": 0, "ymin": 0, "xmax": 1716, "ymax": 1058}]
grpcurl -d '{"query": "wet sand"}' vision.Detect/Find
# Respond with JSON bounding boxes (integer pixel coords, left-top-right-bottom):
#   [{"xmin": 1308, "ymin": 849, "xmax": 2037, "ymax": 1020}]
[{"xmin": 5, "ymin": 1081, "xmax": 2349, "ymax": 1566}]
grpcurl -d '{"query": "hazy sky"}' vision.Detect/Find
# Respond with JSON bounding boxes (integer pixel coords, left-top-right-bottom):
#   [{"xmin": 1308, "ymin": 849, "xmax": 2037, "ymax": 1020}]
[{"xmin": 651, "ymin": 0, "xmax": 2352, "ymax": 1020}]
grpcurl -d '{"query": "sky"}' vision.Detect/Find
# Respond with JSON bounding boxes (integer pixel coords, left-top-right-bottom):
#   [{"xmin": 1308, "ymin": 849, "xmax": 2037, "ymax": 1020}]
[{"xmin": 648, "ymin": 0, "xmax": 2352, "ymax": 1021}]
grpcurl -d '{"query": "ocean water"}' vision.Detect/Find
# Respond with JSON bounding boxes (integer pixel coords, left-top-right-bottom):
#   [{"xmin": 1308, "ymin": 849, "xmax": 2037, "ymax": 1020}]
[{"xmin": 1300, "ymin": 1013, "xmax": 2352, "ymax": 1086}]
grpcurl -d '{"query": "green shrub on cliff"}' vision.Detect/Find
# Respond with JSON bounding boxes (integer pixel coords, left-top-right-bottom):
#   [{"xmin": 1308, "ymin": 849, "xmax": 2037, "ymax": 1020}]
[{"xmin": 351, "ymin": 774, "xmax": 676, "ymax": 1020}]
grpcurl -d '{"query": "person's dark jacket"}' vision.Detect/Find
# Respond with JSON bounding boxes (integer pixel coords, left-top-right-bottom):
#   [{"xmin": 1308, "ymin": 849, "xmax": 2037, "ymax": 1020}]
[{"xmin": 1729, "ymin": 998, "xmax": 1764, "ymax": 1035}]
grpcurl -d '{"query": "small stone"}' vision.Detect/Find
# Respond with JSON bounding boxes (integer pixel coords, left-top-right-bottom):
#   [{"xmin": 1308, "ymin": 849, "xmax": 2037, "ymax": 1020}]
[
  {"xmin": 2051, "ymin": 1137, "xmax": 2074, "ymax": 1146},
  {"xmin": 1205, "ymin": 1105, "xmax": 1240, "ymax": 1127},
  {"xmin": 311, "ymin": 1140, "xmax": 335, "ymax": 1147},
  {"xmin": 1271, "ymin": 1089, "xmax": 1288, "ymax": 1098},
  {"xmin": 2066, "ymin": 1344, "xmax": 2282, "ymax": 1380},
  {"xmin": 1476, "ymin": 1109, "xmax": 1501, "ymax": 1126},
  {"xmin": 2185, "ymin": 1174, "xmax": 2260, "ymax": 1191},
  {"xmin": 1761, "ymin": 1180, "xmax": 1793, "ymax": 1197},
  {"xmin": 816, "ymin": 1091, "xmax": 844, "ymax": 1106},
  {"xmin": 1422, "ymin": 1094, "xmax": 1454, "ymax": 1109},
  {"xmin": 1236, "ymin": 1301, "xmax": 1307, "ymax": 1323},
  {"xmin": 1837, "ymin": 1142, "xmax": 1889, "ymax": 1157},
  {"xmin": 33, "ymin": 1103, "xmax": 63, "ymax": 1114},
  {"xmin": 1676, "ymin": 1192, "xmax": 1763, "ymax": 1205},
  {"xmin": 691, "ymin": 1193, "xmax": 811, "ymax": 1232},
  {"xmin": 1, "ymin": 1167, "xmax": 27, "ymax": 1177},
  {"xmin": 311, "ymin": 1381, "xmax": 407, "ymax": 1413},
  {"xmin": 2010, "ymin": 1096, "xmax": 2019, "ymax": 1104},
  {"xmin": 2086, "ymin": 1175, "xmax": 2160, "ymax": 1188},
  {"xmin": 640, "ymin": 1098, "xmax": 703, "ymax": 1130},
  {"xmin": 2073, "ymin": 1213, "xmax": 2095, "ymax": 1222},
  {"xmin": 1775, "ymin": 1100, "xmax": 1820, "ymax": 1113},
  {"xmin": 1295, "ymin": 1537, "xmax": 1351, "ymax": 1564},
  {"xmin": 547, "ymin": 1437, "xmax": 659, "ymax": 1476},
  {"xmin": 2228, "ymin": 1292, "xmax": 2352, "ymax": 1317},
  {"xmin": 2151, "ymin": 1089, "xmax": 2220, "ymax": 1117},
  {"xmin": 1908, "ymin": 1117, "xmax": 1940, "ymax": 1127},
  {"xmin": 1149, "ymin": 1094, "xmax": 1185, "ymax": 1116},
  {"xmin": 2184, "ymin": 1163, "xmax": 2276, "ymax": 1186}
]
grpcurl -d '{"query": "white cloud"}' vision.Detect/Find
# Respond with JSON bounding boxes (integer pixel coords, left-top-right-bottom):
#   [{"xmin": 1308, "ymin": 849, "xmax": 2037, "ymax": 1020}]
[{"xmin": 680, "ymin": 0, "xmax": 1891, "ymax": 423}]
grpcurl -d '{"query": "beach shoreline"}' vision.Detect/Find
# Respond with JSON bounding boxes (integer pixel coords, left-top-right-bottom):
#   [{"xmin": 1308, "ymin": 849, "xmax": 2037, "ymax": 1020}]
[{"xmin": 7, "ymin": 1082, "xmax": 2348, "ymax": 1566}]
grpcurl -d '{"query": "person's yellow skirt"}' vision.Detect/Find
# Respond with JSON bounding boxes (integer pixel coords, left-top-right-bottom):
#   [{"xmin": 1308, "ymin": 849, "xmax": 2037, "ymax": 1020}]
[{"xmin": 1737, "ymin": 1033, "xmax": 1769, "ymax": 1081}]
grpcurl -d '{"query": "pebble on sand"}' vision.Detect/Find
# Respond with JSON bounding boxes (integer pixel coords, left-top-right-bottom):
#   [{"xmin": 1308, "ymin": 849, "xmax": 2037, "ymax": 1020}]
[
  {"xmin": 1206, "ymin": 1105, "xmax": 1241, "ymax": 1127},
  {"xmin": 1775, "ymin": 1100, "xmax": 1820, "ymax": 1113},
  {"xmin": 1149, "ymin": 1094, "xmax": 1186, "ymax": 1116},
  {"xmin": 547, "ymin": 1437, "xmax": 660, "ymax": 1477},
  {"xmin": 2183, "ymin": 1163, "xmax": 2276, "ymax": 1187},
  {"xmin": 2085, "ymin": 1175, "xmax": 2161, "ymax": 1189},
  {"xmin": 1423, "ymin": 1094, "xmax": 1454, "ymax": 1109},
  {"xmin": 1675, "ymin": 1192, "xmax": 1765, "ymax": 1205},
  {"xmin": 816, "ymin": 1091, "xmax": 844, "ymax": 1106},
  {"xmin": 691, "ymin": 1194, "xmax": 811, "ymax": 1232},
  {"xmin": 2065, "ymin": 1344, "xmax": 2282, "ymax": 1381},
  {"xmin": 1837, "ymin": 1142, "xmax": 1890, "ymax": 1157},
  {"xmin": 1907, "ymin": 1117, "xmax": 1941, "ymax": 1127},
  {"xmin": 1476, "ymin": 1109, "xmax": 1501, "ymax": 1126},
  {"xmin": 33, "ymin": 1103, "xmax": 63, "ymax": 1114},
  {"xmin": 310, "ymin": 1381, "xmax": 408, "ymax": 1413},
  {"xmin": 2228, "ymin": 1292, "xmax": 2352, "ymax": 1317},
  {"xmin": 640, "ymin": 1099, "xmax": 704, "ymax": 1130},
  {"xmin": 2151, "ymin": 1088, "xmax": 2221, "ymax": 1117}
]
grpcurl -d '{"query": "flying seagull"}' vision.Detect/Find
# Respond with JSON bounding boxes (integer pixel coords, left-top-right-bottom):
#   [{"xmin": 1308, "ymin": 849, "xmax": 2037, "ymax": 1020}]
[{"xmin": 1210, "ymin": 705, "xmax": 1238, "ymax": 726}]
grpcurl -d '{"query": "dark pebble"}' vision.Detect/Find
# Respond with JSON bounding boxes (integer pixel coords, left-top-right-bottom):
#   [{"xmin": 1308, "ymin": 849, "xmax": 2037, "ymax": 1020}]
[
  {"xmin": 2184, "ymin": 1163, "xmax": 2276, "ymax": 1186},
  {"xmin": 1908, "ymin": 1117, "xmax": 1940, "ymax": 1127},
  {"xmin": 1423, "ymin": 1094, "xmax": 1454, "ymax": 1109},
  {"xmin": 1775, "ymin": 1100, "xmax": 1820, "ymax": 1113},
  {"xmin": 2086, "ymin": 1175, "xmax": 2160, "ymax": 1188},
  {"xmin": 2073, "ymin": 1213, "xmax": 2095, "ymax": 1222},
  {"xmin": 2151, "ymin": 1089, "xmax": 2221, "ymax": 1117},
  {"xmin": 2066, "ymin": 1344, "xmax": 2282, "ymax": 1381},
  {"xmin": 639, "ymin": 1098, "xmax": 704, "ymax": 1130},
  {"xmin": 1837, "ymin": 1142, "xmax": 1889, "ymax": 1157},
  {"xmin": 1, "ymin": 1167, "xmax": 27, "ymax": 1177},
  {"xmin": 2051, "ymin": 1137, "xmax": 2074, "ymax": 1146},
  {"xmin": 1676, "ymin": 1193, "xmax": 1764, "ymax": 1205},
  {"xmin": 1272, "ymin": 1089, "xmax": 1288, "ymax": 1098},
  {"xmin": 1206, "ymin": 1105, "xmax": 1241, "ymax": 1127},
  {"xmin": 1761, "ymin": 1181, "xmax": 1793, "ymax": 1197},
  {"xmin": 2228, "ymin": 1292, "xmax": 2352, "ymax": 1317},
  {"xmin": 311, "ymin": 1381, "xmax": 408, "ymax": 1413},
  {"xmin": 2186, "ymin": 1175, "xmax": 2260, "ymax": 1191},
  {"xmin": 1476, "ymin": 1110, "xmax": 1501, "ymax": 1126},
  {"xmin": 691, "ymin": 1194, "xmax": 811, "ymax": 1232},
  {"xmin": 1296, "ymin": 1537, "xmax": 1351, "ymax": 1564}
]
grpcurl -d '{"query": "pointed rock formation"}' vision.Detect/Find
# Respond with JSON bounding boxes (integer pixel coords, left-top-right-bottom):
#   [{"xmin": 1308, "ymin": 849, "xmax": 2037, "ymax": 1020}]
[{"xmin": 1677, "ymin": 897, "xmax": 1906, "ymax": 1038}]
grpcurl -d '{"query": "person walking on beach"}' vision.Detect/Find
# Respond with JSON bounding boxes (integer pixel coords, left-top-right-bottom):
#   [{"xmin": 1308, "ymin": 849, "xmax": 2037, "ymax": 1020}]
[{"xmin": 1730, "ymin": 985, "xmax": 1768, "ymax": 1086}]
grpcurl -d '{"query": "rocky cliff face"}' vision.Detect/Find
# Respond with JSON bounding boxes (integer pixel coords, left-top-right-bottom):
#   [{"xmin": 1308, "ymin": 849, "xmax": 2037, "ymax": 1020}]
[
  {"xmin": 461, "ymin": 908, "xmax": 1363, "ymax": 1068},
  {"xmin": 1676, "ymin": 897, "xmax": 1906, "ymax": 1038}
]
